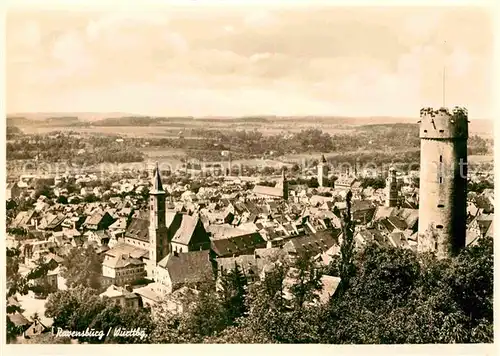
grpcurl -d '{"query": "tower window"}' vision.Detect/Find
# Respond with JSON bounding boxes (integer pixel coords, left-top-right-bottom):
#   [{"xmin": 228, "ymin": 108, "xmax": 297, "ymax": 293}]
[
  {"xmin": 423, "ymin": 130, "xmax": 428, "ymax": 133},
  {"xmin": 437, "ymin": 204, "xmax": 445, "ymax": 208},
  {"xmin": 436, "ymin": 225, "xmax": 443, "ymax": 229},
  {"xmin": 439, "ymin": 177, "xmax": 443, "ymax": 184},
  {"xmin": 439, "ymin": 130, "xmax": 444, "ymax": 133},
  {"xmin": 439, "ymin": 155, "xmax": 443, "ymax": 163}
]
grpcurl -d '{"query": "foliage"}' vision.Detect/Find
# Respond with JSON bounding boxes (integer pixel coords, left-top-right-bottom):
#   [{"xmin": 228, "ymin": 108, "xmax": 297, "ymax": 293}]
[
  {"xmin": 60, "ymin": 246, "xmax": 104, "ymax": 291},
  {"xmin": 468, "ymin": 180, "xmax": 494, "ymax": 194},
  {"xmin": 45, "ymin": 286, "xmax": 154, "ymax": 343},
  {"xmin": 195, "ymin": 223, "xmax": 492, "ymax": 344},
  {"xmin": 19, "ymin": 333, "xmax": 73, "ymax": 344},
  {"xmin": 360, "ymin": 177, "xmax": 386, "ymax": 189},
  {"xmin": 218, "ymin": 265, "xmax": 248, "ymax": 324},
  {"xmin": 338, "ymin": 190, "xmax": 356, "ymax": 294}
]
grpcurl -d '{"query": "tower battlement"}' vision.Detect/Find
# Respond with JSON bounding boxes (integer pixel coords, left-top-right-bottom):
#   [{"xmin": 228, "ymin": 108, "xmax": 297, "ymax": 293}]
[{"xmin": 419, "ymin": 107, "xmax": 468, "ymax": 140}]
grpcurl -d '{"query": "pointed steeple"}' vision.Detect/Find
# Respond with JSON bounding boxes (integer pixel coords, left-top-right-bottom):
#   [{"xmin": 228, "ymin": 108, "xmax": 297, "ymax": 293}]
[
  {"xmin": 151, "ymin": 162, "xmax": 165, "ymax": 194},
  {"xmin": 321, "ymin": 154, "xmax": 327, "ymax": 164}
]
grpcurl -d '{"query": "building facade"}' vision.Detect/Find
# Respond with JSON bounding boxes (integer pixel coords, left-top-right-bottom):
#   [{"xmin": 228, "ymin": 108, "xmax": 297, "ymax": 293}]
[{"xmin": 417, "ymin": 107, "xmax": 468, "ymax": 258}]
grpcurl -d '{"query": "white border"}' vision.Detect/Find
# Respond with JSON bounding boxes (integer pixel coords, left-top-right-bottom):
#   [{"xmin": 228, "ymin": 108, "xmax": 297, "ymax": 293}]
[{"xmin": 1, "ymin": 1, "xmax": 498, "ymax": 355}]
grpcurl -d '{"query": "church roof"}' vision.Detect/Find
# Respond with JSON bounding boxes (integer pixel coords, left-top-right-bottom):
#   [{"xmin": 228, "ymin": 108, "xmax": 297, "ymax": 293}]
[
  {"xmin": 171, "ymin": 214, "xmax": 200, "ymax": 245},
  {"xmin": 151, "ymin": 162, "xmax": 165, "ymax": 194}
]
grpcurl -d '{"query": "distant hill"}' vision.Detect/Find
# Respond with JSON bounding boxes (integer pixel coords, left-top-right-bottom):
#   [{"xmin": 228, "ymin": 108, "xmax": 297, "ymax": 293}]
[
  {"xmin": 6, "ymin": 112, "xmax": 138, "ymax": 122},
  {"xmin": 6, "ymin": 116, "xmax": 34, "ymax": 126},
  {"xmin": 5, "ymin": 112, "xmax": 492, "ymax": 137}
]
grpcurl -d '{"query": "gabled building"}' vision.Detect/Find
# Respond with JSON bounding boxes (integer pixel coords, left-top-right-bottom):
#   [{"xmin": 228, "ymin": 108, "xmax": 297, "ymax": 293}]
[
  {"xmin": 82, "ymin": 210, "xmax": 115, "ymax": 231},
  {"xmin": 211, "ymin": 231, "xmax": 266, "ymax": 258},
  {"xmin": 155, "ymin": 250, "xmax": 216, "ymax": 294},
  {"xmin": 100, "ymin": 285, "xmax": 141, "ymax": 308}
]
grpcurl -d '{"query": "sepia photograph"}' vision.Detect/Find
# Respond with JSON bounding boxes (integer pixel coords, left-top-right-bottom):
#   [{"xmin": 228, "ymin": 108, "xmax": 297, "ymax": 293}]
[{"xmin": 3, "ymin": 0, "xmax": 495, "ymax": 349}]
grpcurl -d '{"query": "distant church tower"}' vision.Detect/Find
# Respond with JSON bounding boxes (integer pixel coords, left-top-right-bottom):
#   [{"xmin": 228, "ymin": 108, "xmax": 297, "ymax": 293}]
[
  {"xmin": 385, "ymin": 167, "xmax": 398, "ymax": 207},
  {"xmin": 418, "ymin": 107, "xmax": 468, "ymax": 258},
  {"xmin": 281, "ymin": 167, "xmax": 289, "ymax": 201},
  {"xmin": 318, "ymin": 154, "xmax": 329, "ymax": 187},
  {"xmin": 149, "ymin": 163, "xmax": 169, "ymax": 275}
]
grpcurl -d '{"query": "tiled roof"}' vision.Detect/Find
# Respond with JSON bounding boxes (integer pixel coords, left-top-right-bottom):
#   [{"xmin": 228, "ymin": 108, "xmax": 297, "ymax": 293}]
[
  {"xmin": 106, "ymin": 242, "xmax": 149, "ymax": 260},
  {"xmin": 161, "ymin": 250, "xmax": 214, "ymax": 286},
  {"xmin": 125, "ymin": 218, "xmax": 149, "ymax": 242},
  {"xmin": 397, "ymin": 208, "xmax": 419, "ymax": 229},
  {"xmin": 84, "ymin": 210, "xmax": 107, "ymax": 226},
  {"xmin": 109, "ymin": 217, "xmax": 128, "ymax": 230},
  {"xmin": 316, "ymin": 275, "xmax": 341, "ymax": 304},
  {"xmin": 335, "ymin": 177, "xmax": 356, "ymax": 187},
  {"xmin": 217, "ymin": 254, "xmax": 258, "ymax": 276},
  {"xmin": 283, "ymin": 230, "xmax": 338, "ymax": 256},
  {"xmin": 352, "ymin": 200, "xmax": 375, "ymax": 212},
  {"xmin": 253, "ymin": 185, "xmax": 283, "ymax": 197},
  {"xmin": 211, "ymin": 232, "xmax": 266, "ymax": 257},
  {"xmin": 134, "ymin": 283, "xmax": 164, "ymax": 302},
  {"xmin": 207, "ymin": 224, "xmax": 250, "ymax": 240},
  {"xmin": 46, "ymin": 214, "xmax": 66, "ymax": 230},
  {"xmin": 166, "ymin": 209, "xmax": 181, "ymax": 228},
  {"xmin": 358, "ymin": 228, "xmax": 387, "ymax": 246},
  {"xmin": 373, "ymin": 206, "xmax": 398, "ymax": 221},
  {"xmin": 103, "ymin": 253, "xmax": 145, "ymax": 268},
  {"xmin": 477, "ymin": 219, "xmax": 493, "ymax": 237},
  {"xmin": 171, "ymin": 215, "xmax": 200, "ymax": 245},
  {"xmin": 386, "ymin": 216, "xmax": 408, "ymax": 231},
  {"xmin": 8, "ymin": 312, "xmax": 31, "ymax": 327},
  {"xmin": 100, "ymin": 285, "xmax": 139, "ymax": 299}
]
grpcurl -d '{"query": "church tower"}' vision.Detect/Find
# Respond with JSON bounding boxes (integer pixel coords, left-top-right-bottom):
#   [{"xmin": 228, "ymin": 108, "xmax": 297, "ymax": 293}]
[
  {"xmin": 417, "ymin": 107, "xmax": 468, "ymax": 258},
  {"xmin": 385, "ymin": 166, "xmax": 398, "ymax": 207},
  {"xmin": 149, "ymin": 162, "xmax": 169, "ymax": 274},
  {"xmin": 318, "ymin": 154, "xmax": 329, "ymax": 187},
  {"xmin": 282, "ymin": 167, "xmax": 289, "ymax": 201}
]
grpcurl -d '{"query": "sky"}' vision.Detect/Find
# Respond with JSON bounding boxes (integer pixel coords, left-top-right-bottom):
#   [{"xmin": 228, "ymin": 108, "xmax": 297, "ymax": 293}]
[{"xmin": 6, "ymin": 5, "xmax": 494, "ymax": 118}]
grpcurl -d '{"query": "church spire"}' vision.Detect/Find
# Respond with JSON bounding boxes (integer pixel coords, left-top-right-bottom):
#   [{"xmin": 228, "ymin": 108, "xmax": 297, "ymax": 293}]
[{"xmin": 151, "ymin": 162, "xmax": 165, "ymax": 194}]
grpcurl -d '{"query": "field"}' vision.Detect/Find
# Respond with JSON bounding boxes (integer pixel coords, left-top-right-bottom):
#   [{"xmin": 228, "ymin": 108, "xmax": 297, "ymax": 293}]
[
  {"xmin": 14, "ymin": 115, "xmax": 493, "ymax": 139},
  {"xmin": 7, "ymin": 114, "xmax": 494, "ymax": 177}
]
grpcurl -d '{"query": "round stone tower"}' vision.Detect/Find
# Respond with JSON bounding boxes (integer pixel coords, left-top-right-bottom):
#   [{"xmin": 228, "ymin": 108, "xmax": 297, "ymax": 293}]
[{"xmin": 417, "ymin": 107, "xmax": 468, "ymax": 258}]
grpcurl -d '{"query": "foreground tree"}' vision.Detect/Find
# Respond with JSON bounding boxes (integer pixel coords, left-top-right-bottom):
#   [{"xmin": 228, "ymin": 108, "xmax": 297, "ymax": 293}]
[
  {"xmin": 218, "ymin": 264, "xmax": 248, "ymax": 325},
  {"xmin": 337, "ymin": 190, "xmax": 356, "ymax": 295},
  {"xmin": 45, "ymin": 286, "xmax": 153, "ymax": 343},
  {"xmin": 61, "ymin": 246, "xmax": 103, "ymax": 291}
]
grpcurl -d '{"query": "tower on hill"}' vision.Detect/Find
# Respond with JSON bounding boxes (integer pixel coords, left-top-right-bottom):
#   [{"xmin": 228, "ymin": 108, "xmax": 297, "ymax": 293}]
[
  {"xmin": 318, "ymin": 154, "xmax": 329, "ymax": 187},
  {"xmin": 417, "ymin": 107, "xmax": 468, "ymax": 258},
  {"xmin": 149, "ymin": 162, "xmax": 169, "ymax": 275}
]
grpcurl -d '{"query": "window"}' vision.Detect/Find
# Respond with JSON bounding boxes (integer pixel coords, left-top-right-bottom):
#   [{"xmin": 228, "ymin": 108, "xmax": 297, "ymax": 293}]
[
  {"xmin": 434, "ymin": 242, "xmax": 438, "ymax": 250},
  {"xmin": 439, "ymin": 130, "xmax": 444, "ymax": 133},
  {"xmin": 439, "ymin": 155, "xmax": 443, "ymax": 163},
  {"xmin": 437, "ymin": 204, "xmax": 445, "ymax": 208},
  {"xmin": 424, "ymin": 130, "xmax": 428, "ymax": 133},
  {"xmin": 439, "ymin": 177, "xmax": 443, "ymax": 184},
  {"xmin": 436, "ymin": 225, "xmax": 443, "ymax": 229}
]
